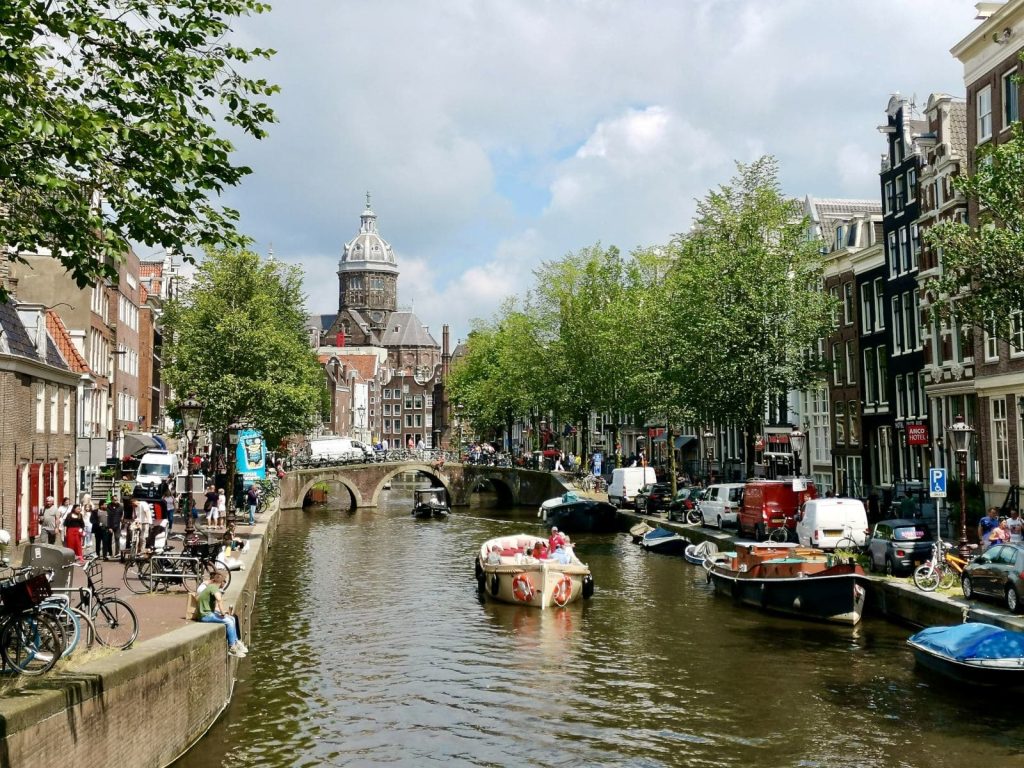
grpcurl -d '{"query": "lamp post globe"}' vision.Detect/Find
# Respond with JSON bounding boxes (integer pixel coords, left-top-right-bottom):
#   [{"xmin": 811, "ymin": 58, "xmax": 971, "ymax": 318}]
[
  {"xmin": 946, "ymin": 414, "xmax": 975, "ymax": 558},
  {"xmin": 701, "ymin": 427, "xmax": 715, "ymax": 484},
  {"xmin": 789, "ymin": 426, "xmax": 806, "ymax": 477}
]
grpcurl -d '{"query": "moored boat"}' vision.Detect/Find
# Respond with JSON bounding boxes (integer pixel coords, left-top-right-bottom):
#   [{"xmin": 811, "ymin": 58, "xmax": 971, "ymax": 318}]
[
  {"xmin": 539, "ymin": 493, "xmax": 619, "ymax": 533},
  {"xmin": 707, "ymin": 541, "xmax": 867, "ymax": 625},
  {"xmin": 907, "ymin": 623, "xmax": 1024, "ymax": 687},
  {"xmin": 629, "ymin": 521, "xmax": 654, "ymax": 544},
  {"xmin": 412, "ymin": 487, "xmax": 449, "ymax": 518},
  {"xmin": 640, "ymin": 527, "xmax": 690, "ymax": 556},
  {"xmin": 684, "ymin": 540, "xmax": 719, "ymax": 565},
  {"xmin": 475, "ymin": 533, "xmax": 594, "ymax": 609}
]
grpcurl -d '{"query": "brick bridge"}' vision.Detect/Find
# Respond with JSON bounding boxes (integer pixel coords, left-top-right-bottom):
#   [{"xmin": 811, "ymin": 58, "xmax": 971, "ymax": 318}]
[{"xmin": 279, "ymin": 462, "xmax": 570, "ymax": 509}]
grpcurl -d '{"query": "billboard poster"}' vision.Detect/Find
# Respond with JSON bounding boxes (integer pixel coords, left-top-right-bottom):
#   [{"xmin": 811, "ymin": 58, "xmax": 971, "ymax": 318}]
[
  {"xmin": 593, "ymin": 451, "xmax": 603, "ymax": 477},
  {"xmin": 236, "ymin": 429, "xmax": 267, "ymax": 487}
]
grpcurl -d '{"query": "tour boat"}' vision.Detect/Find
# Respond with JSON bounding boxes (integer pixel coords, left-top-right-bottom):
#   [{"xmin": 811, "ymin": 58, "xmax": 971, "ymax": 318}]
[
  {"xmin": 475, "ymin": 533, "xmax": 594, "ymax": 609},
  {"xmin": 907, "ymin": 623, "xmax": 1024, "ymax": 687},
  {"xmin": 629, "ymin": 521, "xmax": 654, "ymax": 544},
  {"xmin": 538, "ymin": 493, "xmax": 619, "ymax": 533},
  {"xmin": 411, "ymin": 487, "xmax": 449, "ymax": 519},
  {"xmin": 707, "ymin": 541, "xmax": 867, "ymax": 625},
  {"xmin": 640, "ymin": 526, "xmax": 690, "ymax": 556}
]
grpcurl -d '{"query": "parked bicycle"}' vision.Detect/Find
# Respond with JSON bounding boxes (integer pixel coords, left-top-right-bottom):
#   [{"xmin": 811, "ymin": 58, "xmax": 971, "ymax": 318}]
[
  {"xmin": 0, "ymin": 570, "xmax": 65, "ymax": 675},
  {"xmin": 51, "ymin": 559, "xmax": 138, "ymax": 650},
  {"xmin": 914, "ymin": 541, "xmax": 971, "ymax": 592}
]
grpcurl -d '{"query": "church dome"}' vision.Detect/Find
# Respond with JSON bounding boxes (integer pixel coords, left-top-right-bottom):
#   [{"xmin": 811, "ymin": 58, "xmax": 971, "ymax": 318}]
[{"xmin": 339, "ymin": 196, "xmax": 399, "ymax": 275}]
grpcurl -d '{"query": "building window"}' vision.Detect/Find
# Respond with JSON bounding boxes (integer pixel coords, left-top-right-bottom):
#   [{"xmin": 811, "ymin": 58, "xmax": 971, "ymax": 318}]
[
  {"xmin": 404, "ymin": 396, "xmax": 413, "ymax": 409},
  {"xmin": 885, "ymin": 181, "xmax": 895, "ymax": 214},
  {"xmin": 383, "ymin": 404, "xmax": 391, "ymax": 415},
  {"xmin": 908, "ymin": 168, "xmax": 918, "ymax": 203},
  {"xmin": 860, "ymin": 283, "xmax": 873, "ymax": 334},
  {"xmin": 908, "ymin": 371, "xmax": 920, "ymax": 417},
  {"xmin": 834, "ymin": 401, "xmax": 846, "ymax": 446},
  {"xmin": 63, "ymin": 388, "xmax": 72, "ymax": 434},
  {"xmin": 1003, "ymin": 69, "xmax": 1020, "ymax": 127},
  {"xmin": 843, "ymin": 283, "xmax": 854, "ymax": 326},
  {"xmin": 877, "ymin": 426, "xmax": 893, "ymax": 486},
  {"xmin": 910, "ymin": 224, "xmax": 920, "ymax": 270},
  {"xmin": 892, "ymin": 296, "xmax": 904, "ymax": 354},
  {"xmin": 877, "ymin": 347, "xmax": 888, "ymax": 404},
  {"xmin": 405, "ymin": 414, "xmax": 413, "ymax": 428},
  {"xmin": 845, "ymin": 341, "xmax": 855, "ymax": 384},
  {"xmin": 985, "ymin": 319, "xmax": 999, "ymax": 361},
  {"xmin": 887, "ymin": 232, "xmax": 898, "ymax": 275},
  {"xmin": 903, "ymin": 291, "xmax": 918, "ymax": 350},
  {"xmin": 848, "ymin": 401, "xmax": 859, "ymax": 445},
  {"xmin": 895, "ymin": 374, "xmax": 905, "ymax": 419},
  {"xmin": 35, "ymin": 383, "xmax": 45, "ymax": 433},
  {"xmin": 895, "ymin": 176, "xmax": 905, "ymax": 210},
  {"xmin": 832, "ymin": 342, "xmax": 842, "ymax": 386},
  {"xmin": 993, "ymin": 397, "xmax": 1009, "ymax": 481},
  {"xmin": 864, "ymin": 349, "xmax": 878, "ymax": 405},
  {"xmin": 1011, "ymin": 310, "xmax": 1024, "ymax": 357},
  {"xmin": 978, "ymin": 85, "xmax": 993, "ymax": 142},
  {"xmin": 829, "ymin": 286, "xmax": 840, "ymax": 325},
  {"xmin": 899, "ymin": 228, "xmax": 910, "ymax": 271},
  {"xmin": 413, "ymin": 396, "xmax": 423, "ymax": 410}
]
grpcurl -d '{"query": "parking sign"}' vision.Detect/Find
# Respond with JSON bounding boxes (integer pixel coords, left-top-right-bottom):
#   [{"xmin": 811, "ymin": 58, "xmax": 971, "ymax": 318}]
[{"xmin": 929, "ymin": 468, "xmax": 947, "ymax": 498}]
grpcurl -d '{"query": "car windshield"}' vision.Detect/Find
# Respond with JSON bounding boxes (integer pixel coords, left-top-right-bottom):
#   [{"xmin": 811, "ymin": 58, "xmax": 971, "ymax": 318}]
[
  {"xmin": 138, "ymin": 462, "xmax": 171, "ymax": 477},
  {"xmin": 893, "ymin": 526, "xmax": 929, "ymax": 541}
]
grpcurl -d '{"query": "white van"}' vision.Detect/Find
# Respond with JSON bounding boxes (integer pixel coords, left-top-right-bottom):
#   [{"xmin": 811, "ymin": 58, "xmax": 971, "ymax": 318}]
[
  {"xmin": 308, "ymin": 437, "xmax": 364, "ymax": 464},
  {"xmin": 700, "ymin": 483, "xmax": 745, "ymax": 529},
  {"xmin": 795, "ymin": 497, "xmax": 870, "ymax": 550},
  {"xmin": 608, "ymin": 467, "xmax": 657, "ymax": 509},
  {"xmin": 135, "ymin": 451, "xmax": 180, "ymax": 498}
]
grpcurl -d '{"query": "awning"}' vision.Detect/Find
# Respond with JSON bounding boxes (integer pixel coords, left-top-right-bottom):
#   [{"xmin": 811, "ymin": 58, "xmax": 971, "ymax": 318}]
[
  {"xmin": 674, "ymin": 435, "xmax": 696, "ymax": 450},
  {"xmin": 124, "ymin": 432, "xmax": 166, "ymax": 457}
]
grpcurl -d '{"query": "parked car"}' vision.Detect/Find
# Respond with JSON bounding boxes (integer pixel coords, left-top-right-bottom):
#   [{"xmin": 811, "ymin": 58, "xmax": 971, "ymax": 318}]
[
  {"xmin": 635, "ymin": 483, "xmax": 672, "ymax": 514},
  {"xmin": 739, "ymin": 479, "xmax": 817, "ymax": 540},
  {"xmin": 865, "ymin": 518, "xmax": 934, "ymax": 576},
  {"xmin": 961, "ymin": 543, "xmax": 1024, "ymax": 613},
  {"xmin": 667, "ymin": 487, "xmax": 705, "ymax": 522},
  {"xmin": 701, "ymin": 483, "xmax": 745, "ymax": 529}
]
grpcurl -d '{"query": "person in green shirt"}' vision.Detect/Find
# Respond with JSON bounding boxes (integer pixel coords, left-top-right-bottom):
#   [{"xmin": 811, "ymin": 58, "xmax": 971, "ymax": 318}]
[
  {"xmin": 899, "ymin": 490, "xmax": 919, "ymax": 519},
  {"xmin": 197, "ymin": 571, "xmax": 247, "ymax": 657}
]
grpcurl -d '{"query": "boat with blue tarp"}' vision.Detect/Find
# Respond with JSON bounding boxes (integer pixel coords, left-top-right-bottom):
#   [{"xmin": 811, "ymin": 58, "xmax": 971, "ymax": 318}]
[
  {"xmin": 907, "ymin": 623, "xmax": 1024, "ymax": 686},
  {"xmin": 640, "ymin": 526, "xmax": 690, "ymax": 556}
]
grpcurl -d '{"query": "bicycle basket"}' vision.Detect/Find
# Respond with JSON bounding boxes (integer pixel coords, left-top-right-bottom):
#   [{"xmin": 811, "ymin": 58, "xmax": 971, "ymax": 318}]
[
  {"xmin": 86, "ymin": 558, "xmax": 104, "ymax": 590},
  {"xmin": 1, "ymin": 573, "xmax": 52, "ymax": 612}
]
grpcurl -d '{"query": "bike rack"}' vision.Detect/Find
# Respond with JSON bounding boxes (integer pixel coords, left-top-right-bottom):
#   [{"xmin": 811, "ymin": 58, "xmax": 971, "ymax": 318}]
[{"xmin": 143, "ymin": 555, "xmax": 202, "ymax": 593}]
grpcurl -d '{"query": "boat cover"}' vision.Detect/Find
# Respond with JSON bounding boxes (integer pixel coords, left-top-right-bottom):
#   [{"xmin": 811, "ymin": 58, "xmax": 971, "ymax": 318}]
[
  {"xmin": 909, "ymin": 623, "xmax": 1024, "ymax": 661},
  {"xmin": 561, "ymin": 491, "xmax": 580, "ymax": 504},
  {"xmin": 644, "ymin": 527, "xmax": 679, "ymax": 541}
]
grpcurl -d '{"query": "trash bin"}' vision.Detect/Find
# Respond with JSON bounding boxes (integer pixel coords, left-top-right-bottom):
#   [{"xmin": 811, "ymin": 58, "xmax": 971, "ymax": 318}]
[{"xmin": 20, "ymin": 543, "xmax": 76, "ymax": 589}]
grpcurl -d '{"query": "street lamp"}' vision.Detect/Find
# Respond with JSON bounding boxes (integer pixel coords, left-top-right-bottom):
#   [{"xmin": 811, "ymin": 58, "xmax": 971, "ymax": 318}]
[
  {"xmin": 701, "ymin": 427, "xmax": 715, "ymax": 485},
  {"xmin": 356, "ymin": 405, "xmax": 366, "ymax": 442},
  {"xmin": 789, "ymin": 425, "xmax": 806, "ymax": 478},
  {"xmin": 456, "ymin": 404, "xmax": 464, "ymax": 461},
  {"xmin": 946, "ymin": 414, "xmax": 975, "ymax": 558},
  {"xmin": 179, "ymin": 394, "xmax": 204, "ymax": 536}
]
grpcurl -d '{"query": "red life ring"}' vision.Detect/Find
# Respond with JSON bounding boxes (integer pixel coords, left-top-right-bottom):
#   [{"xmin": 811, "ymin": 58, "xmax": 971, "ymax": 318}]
[
  {"xmin": 512, "ymin": 573, "xmax": 535, "ymax": 602},
  {"xmin": 552, "ymin": 574, "xmax": 573, "ymax": 607}
]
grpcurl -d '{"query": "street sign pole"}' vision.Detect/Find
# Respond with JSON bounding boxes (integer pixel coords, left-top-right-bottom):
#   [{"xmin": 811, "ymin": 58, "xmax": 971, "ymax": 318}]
[{"xmin": 930, "ymin": 468, "xmax": 947, "ymax": 542}]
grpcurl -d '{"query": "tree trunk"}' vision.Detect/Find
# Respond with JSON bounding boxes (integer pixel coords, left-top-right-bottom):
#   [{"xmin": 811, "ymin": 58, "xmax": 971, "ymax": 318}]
[{"xmin": 667, "ymin": 423, "xmax": 677, "ymax": 495}]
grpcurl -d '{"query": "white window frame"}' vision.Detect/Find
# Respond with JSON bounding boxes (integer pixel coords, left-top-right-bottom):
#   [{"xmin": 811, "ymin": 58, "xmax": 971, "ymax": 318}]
[
  {"xmin": 845, "ymin": 341, "xmax": 855, "ymax": 385},
  {"xmin": 1011, "ymin": 310, "xmax": 1024, "ymax": 358},
  {"xmin": 877, "ymin": 347, "xmax": 888, "ymax": 405},
  {"xmin": 888, "ymin": 232, "xmax": 898, "ymax": 275},
  {"xmin": 1003, "ymin": 69, "xmax": 1019, "ymax": 128},
  {"xmin": 985, "ymin": 319, "xmax": 999, "ymax": 362},
  {"xmin": 860, "ymin": 283, "xmax": 873, "ymax": 334},
  {"xmin": 843, "ymin": 282, "xmax": 854, "ymax": 326},
  {"xmin": 978, "ymin": 85, "xmax": 993, "ymax": 142},
  {"xmin": 874, "ymin": 279, "xmax": 885, "ymax": 329},
  {"xmin": 992, "ymin": 397, "xmax": 1009, "ymax": 482}
]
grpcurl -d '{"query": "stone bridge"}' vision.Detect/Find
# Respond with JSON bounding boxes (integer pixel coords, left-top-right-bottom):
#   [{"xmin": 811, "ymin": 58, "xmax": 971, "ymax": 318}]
[{"xmin": 279, "ymin": 462, "xmax": 570, "ymax": 510}]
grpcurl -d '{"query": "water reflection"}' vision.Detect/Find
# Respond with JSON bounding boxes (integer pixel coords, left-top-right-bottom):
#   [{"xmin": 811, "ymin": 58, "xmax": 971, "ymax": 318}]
[{"xmin": 175, "ymin": 491, "xmax": 1024, "ymax": 768}]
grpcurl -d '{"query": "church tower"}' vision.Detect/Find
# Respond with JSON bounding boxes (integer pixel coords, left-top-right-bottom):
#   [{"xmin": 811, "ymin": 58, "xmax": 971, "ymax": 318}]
[{"xmin": 337, "ymin": 193, "xmax": 398, "ymax": 334}]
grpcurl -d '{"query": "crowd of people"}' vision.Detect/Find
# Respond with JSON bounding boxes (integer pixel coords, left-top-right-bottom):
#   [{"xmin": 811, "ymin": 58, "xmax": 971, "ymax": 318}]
[{"xmin": 978, "ymin": 507, "xmax": 1024, "ymax": 548}]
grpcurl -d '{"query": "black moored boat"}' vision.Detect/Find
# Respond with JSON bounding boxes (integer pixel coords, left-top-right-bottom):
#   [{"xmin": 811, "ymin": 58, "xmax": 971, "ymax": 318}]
[{"xmin": 539, "ymin": 494, "xmax": 619, "ymax": 533}]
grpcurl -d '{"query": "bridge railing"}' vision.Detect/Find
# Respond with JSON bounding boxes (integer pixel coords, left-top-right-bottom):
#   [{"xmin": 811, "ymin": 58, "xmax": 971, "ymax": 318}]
[{"xmin": 286, "ymin": 448, "xmax": 462, "ymax": 470}]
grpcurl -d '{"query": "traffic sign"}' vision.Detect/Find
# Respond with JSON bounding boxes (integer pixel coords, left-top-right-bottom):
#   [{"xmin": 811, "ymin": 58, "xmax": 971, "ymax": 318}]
[{"xmin": 929, "ymin": 468, "xmax": 947, "ymax": 498}]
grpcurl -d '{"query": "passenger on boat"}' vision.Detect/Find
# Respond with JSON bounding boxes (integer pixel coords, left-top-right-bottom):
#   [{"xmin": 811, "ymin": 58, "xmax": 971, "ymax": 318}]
[
  {"xmin": 486, "ymin": 545, "xmax": 502, "ymax": 565},
  {"xmin": 550, "ymin": 539, "xmax": 572, "ymax": 565},
  {"xmin": 549, "ymin": 527, "xmax": 566, "ymax": 552},
  {"xmin": 531, "ymin": 541, "xmax": 549, "ymax": 560}
]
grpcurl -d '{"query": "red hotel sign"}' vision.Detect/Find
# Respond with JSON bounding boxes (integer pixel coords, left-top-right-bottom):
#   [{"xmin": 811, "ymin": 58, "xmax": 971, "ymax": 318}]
[{"xmin": 905, "ymin": 423, "xmax": 929, "ymax": 446}]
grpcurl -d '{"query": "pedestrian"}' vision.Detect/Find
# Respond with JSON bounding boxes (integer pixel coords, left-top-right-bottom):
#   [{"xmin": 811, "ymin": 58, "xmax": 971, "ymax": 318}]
[
  {"xmin": 122, "ymin": 498, "xmax": 135, "ymax": 554},
  {"xmin": 246, "ymin": 484, "xmax": 259, "ymax": 526},
  {"xmin": 216, "ymin": 488, "xmax": 227, "ymax": 530},
  {"xmin": 899, "ymin": 490, "xmax": 919, "ymax": 519},
  {"xmin": 57, "ymin": 496, "xmax": 71, "ymax": 524},
  {"xmin": 134, "ymin": 497, "xmax": 153, "ymax": 553},
  {"xmin": 979, "ymin": 507, "xmax": 1000, "ymax": 548},
  {"xmin": 196, "ymin": 571, "xmax": 247, "ymax": 657},
  {"xmin": 988, "ymin": 519, "xmax": 1011, "ymax": 548},
  {"xmin": 80, "ymin": 493, "xmax": 93, "ymax": 549},
  {"xmin": 162, "ymin": 488, "xmax": 176, "ymax": 532},
  {"xmin": 1007, "ymin": 510, "xmax": 1022, "ymax": 544},
  {"xmin": 40, "ymin": 495, "xmax": 60, "ymax": 545},
  {"xmin": 91, "ymin": 501, "xmax": 107, "ymax": 559},
  {"xmin": 63, "ymin": 503, "xmax": 86, "ymax": 561},
  {"xmin": 105, "ymin": 496, "xmax": 123, "ymax": 559}
]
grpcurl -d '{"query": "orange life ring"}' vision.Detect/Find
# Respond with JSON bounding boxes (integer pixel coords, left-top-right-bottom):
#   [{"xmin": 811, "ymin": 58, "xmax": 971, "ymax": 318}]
[
  {"xmin": 512, "ymin": 573, "xmax": 535, "ymax": 602},
  {"xmin": 552, "ymin": 574, "xmax": 573, "ymax": 607}
]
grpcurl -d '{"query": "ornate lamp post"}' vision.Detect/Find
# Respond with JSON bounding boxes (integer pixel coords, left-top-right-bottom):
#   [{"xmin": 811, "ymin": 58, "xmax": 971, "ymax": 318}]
[
  {"xmin": 356, "ymin": 405, "xmax": 366, "ymax": 443},
  {"xmin": 946, "ymin": 414, "xmax": 975, "ymax": 558},
  {"xmin": 789, "ymin": 425, "xmax": 806, "ymax": 478},
  {"xmin": 701, "ymin": 427, "xmax": 715, "ymax": 485},
  {"xmin": 179, "ymin": 395, "xmax": 204, "ymax": 536},
  {"xmin": 455, "ymin": 403, "xmax": 464, "ymax": 461}
]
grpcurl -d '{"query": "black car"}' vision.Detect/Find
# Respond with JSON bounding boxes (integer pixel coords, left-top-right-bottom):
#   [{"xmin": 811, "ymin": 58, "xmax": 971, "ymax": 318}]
[
  {"xmin": 635, "ymin": 483, "xmax": 672, "ymax": 514},
  {"xmin": 866, "ymin": 518, "xmax": 934, "ymax": 576},
  {"xmin": 962, "ymin": 543, "xmax": 1024, "ymax": 613}
]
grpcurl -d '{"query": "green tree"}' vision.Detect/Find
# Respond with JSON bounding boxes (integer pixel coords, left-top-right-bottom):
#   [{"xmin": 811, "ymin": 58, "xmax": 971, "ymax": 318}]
[
  {"xmin": 926, "ymin": 124, "xmax": 1024, "ymax": 334},
  {"xmin": 665, "ymin": 157, "xmax": 833, "ymax": 474},
  {"xmin": 162, "ymin": 248, "xmax": 323, "ymax": 447},
  {"xmin": 0, "ymin": 0, "xmax": 277, "ymax": 296}
]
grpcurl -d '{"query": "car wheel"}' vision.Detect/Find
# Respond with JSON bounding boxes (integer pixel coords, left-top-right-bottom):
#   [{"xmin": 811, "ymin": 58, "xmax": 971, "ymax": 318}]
[
  {"xmin": 1008, "ymin": 586, "xmax": 1022, "ymax": 614},
  {"xmin": 866, "ymin": 553, "xmax": 876, "ymax": 573},
  {"xmin": 755, "ymin": 523, "xmax": 766, "ymax": 542},
  {"xmin": 885, "ymin": 557, "xmax": 894, "ymax": 577},
  {"xmin": 962, "ymin": 575, "xmax": 974, "ymax": 599},
  {"xmin": 716, "ymin": 515, "xmax": 723, "ymax": 529}
]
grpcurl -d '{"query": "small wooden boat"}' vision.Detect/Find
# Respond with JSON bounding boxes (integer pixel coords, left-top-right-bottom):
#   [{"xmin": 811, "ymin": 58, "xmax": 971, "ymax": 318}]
[
  {"xmin": 707, "ymin": 542, "xmax": 867, "ymax": 625},
  {"xmin": 412, "ymin": 487, "xmax": 449, "ymax": 519},
  {"xmin": 539, "ymin": 493, "xmax": 619, "ymax": 533},
  {"xmin": 907, "ymin": 623, "xmax": 1024, "ymax": 687},
  {"xmin": 640, "ymin": 527, "xmax": 690, "ymax": 556},
  {"xmin": 629, "ymin": 521, "xmax": 654, "ymax": 544},
  {"xmin": 684, "ymin": 540, "xmax": 719, "ymax": 565},
  {"xmin": 475, "ymin": 533, "xmax": 594, "ymax": 609}
]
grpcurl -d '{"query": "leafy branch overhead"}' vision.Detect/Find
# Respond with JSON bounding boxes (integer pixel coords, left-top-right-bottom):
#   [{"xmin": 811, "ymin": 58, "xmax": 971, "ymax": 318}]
[{"xmin": 0, "ymin": 0, "xmax": 277, "ymax": 294}]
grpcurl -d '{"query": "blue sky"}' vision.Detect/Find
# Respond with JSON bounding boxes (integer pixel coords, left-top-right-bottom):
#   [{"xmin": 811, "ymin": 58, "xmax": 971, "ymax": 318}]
[{"xmin": 218, "ymin": 0, "xmax": 977, "ymax": 343}]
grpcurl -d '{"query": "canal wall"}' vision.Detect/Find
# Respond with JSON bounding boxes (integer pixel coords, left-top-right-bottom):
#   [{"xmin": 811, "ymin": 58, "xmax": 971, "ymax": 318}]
[
  {"xmin": 616, "ymin": 509, "xmax": 1024, "ymax": 633},
  {"xmin": 0, "ymin": 499, "xmax": 282, "ymax": 768}
]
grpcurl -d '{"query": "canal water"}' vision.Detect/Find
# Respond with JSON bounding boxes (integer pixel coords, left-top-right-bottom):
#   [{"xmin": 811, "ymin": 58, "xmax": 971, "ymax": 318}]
[{"xmin": 176, "ymin": 490, "xmax": 1024, "ymax": 768}]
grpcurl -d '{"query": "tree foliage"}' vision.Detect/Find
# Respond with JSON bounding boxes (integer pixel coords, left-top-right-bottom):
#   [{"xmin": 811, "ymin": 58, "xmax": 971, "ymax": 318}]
[
  {"xmin": 162, "ymin": 248, "xmax": 323, "ymax": 447},
  {"xmin": 926, "ymin": 124, "xmax": 1024, "ymax": 334},
  {"xmin": 0, "ymin": 0, "xmax": 277, "ymax": 295}
]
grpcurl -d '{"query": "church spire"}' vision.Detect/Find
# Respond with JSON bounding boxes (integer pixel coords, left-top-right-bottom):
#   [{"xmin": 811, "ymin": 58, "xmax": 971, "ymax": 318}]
[{"xmin": 360, "ymin": 191, "xmax": 377, "ymax": 234}]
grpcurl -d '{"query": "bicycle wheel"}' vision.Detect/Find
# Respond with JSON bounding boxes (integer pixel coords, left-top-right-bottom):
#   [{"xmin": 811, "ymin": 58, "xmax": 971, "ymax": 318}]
[
  {"xmin": 1, "ymin": 612, "xmax": 64, "ymax": 675},
  {"xmin": 178, "ymin": 560, "xmax": 203, "ymax": 593},
  {"xmin": 200, "ymin": 560, "xmax": 232, "ymax": 590},
  {"xmin": 123, "ymin": 559, "xmax": 152, "ymax": 594},
  {"xmin": 686, "ymin": 509, "xmax": 702, "ymax": 525},
  {"xmin": 834, "ymin": 537, "xmax": 861, "ymax": 555},
  {"xmin": 39, "ymin": 601, "xmax": 80, "ymax": 657},
  {"xmin": 913, "ymin": 563, "xmax": 940, "ymax": 591},
  {"xmin": 768, "ymin": 527, "xmax": 789, "ymax": 543},
  {"xmin": 70, "ymin": 607, "xmax": 96, "ymax": 650},
  {"xmin": 938, "ymin": 564, "xmax": 958, "ymax": 591},
  {"xmin": 92, "ymin": 597, "xmax": 139, "ymax": 649}
]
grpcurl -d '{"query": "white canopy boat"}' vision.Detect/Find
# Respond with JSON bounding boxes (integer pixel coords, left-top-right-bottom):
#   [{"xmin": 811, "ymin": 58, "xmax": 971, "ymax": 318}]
[{"xmin": 475, "ymin": 533, "xmax": 594, "ymax": 609}]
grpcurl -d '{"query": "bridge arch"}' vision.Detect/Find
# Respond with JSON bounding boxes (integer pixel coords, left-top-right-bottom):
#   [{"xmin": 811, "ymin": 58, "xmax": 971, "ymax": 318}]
[
  {"xmin": 295, "ymin": 475, "xmax": 364, "ymax": 511},
  {"xmin": 463, "ymin": 472, "xmax": 516, "ymax": 507},
  {"xmin": 368, "ymin": 463, "xmax": 451, "ymax": 508}
]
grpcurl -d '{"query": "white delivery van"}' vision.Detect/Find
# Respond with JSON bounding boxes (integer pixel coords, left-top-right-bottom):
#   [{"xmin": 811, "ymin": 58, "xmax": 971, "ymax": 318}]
[
  {"xmin": 135, "ymin": 451, "xmax": 180, "ymax": 498},
  {"xmin": 308, "ymin": 437, "xmax": 363, "ymax": 464},
  {"xmin": 796, "ymin": 497, "xmax": 870, "ymax": 550},
  {"xmin": 608, "ymin": 467, "xmax": 657, "ymax": 509}
]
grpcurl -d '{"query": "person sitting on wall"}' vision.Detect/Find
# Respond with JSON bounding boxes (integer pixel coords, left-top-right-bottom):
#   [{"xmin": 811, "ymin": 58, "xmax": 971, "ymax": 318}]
[{"xmin": 197, "ymin": 571, "xmax": 247, "ymax": 657}]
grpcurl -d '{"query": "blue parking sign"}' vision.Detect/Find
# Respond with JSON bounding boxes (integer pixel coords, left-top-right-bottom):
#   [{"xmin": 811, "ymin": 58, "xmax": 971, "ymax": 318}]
[{"xmin": 929, "ymin": 468, "xmax": 947, "ymax": 498}]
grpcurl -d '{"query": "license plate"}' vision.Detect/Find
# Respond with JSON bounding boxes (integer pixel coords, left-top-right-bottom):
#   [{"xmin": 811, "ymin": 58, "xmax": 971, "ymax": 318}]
[
  {"xmin": 824, "ymin": 529, "xmax": 843, "ymax": 536},
  {"xmin": 771, "ymin": 518, "xmax": 785, "ymax": 524}
]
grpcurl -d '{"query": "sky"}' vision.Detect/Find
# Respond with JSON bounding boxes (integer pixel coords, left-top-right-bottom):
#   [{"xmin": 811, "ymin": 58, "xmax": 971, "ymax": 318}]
[{"xmin": 216, "ymin": 0, "xmax": 978, "ymax": 344}]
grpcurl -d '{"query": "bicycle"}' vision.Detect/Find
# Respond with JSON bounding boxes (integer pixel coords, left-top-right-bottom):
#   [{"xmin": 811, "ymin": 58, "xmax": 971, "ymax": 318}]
[
  {"xmin": 833, "ymin": 525, "xmax": 866, "ymax": 555},
  {"xmin": 913, "ymin": 542, "xmax": 970, "ymax": 592},
  {"xmin": 52, "ymin": 559, "xmax": 138, "ymax": 650},
  {"xmin": 767, "ymin": 526, "xmax": 790, "ymax": 543},
  {"xmin": 0, "ymin": 570, "xmax": 65, "ymax": 675}
]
